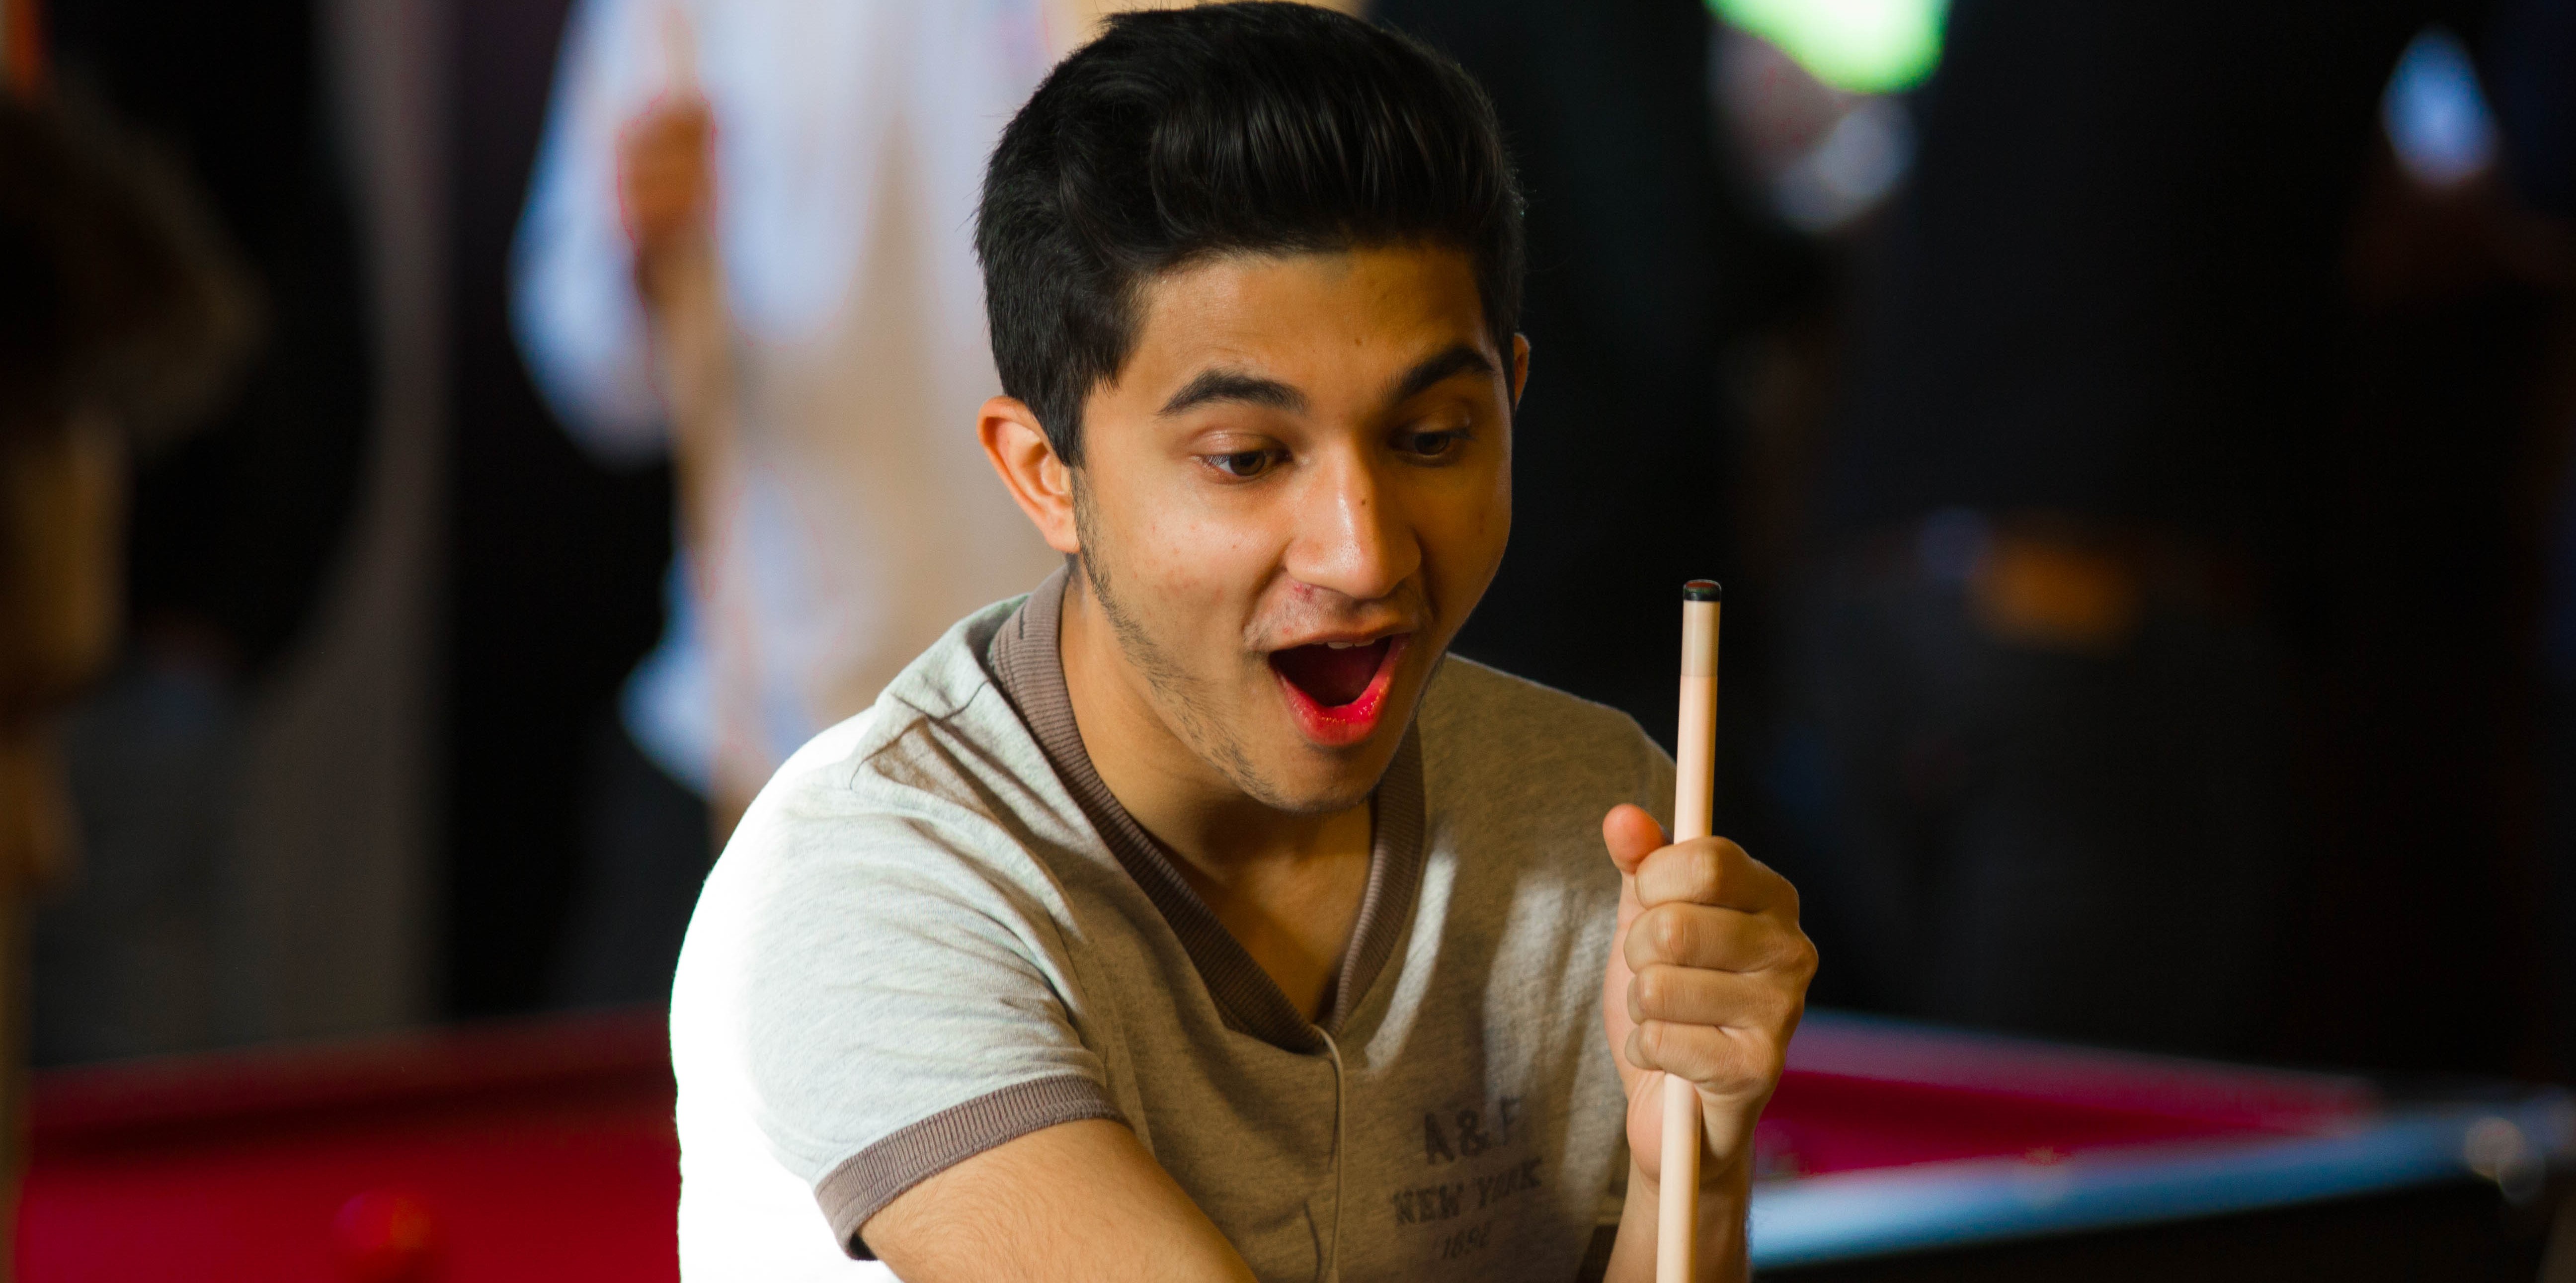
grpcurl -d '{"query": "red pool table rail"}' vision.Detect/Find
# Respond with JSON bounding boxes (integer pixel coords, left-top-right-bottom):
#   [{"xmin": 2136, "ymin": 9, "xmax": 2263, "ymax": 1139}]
[
  {"xmin": 17, "ymin": 1006, "xmax": 2564, "ymax": 1281},
  {"xmin": 27, "ymin": 1007, "xmax": 674, "ymax": 1147},
  {"xmin": 21, "ymin": 1008, "xmax": 681, "ymax": 1283},
  {"xmin": 1767, "ymin": 1011, "xmax": 2385, "ymax": 1177}
]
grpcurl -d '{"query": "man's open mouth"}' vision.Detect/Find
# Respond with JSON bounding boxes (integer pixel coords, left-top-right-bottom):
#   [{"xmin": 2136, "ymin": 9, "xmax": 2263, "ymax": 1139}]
[
  {"xmin": 1271, "ymin": 637, "xmax": 1394, "ymax": 707},
  {"xmin": 1268, "ymin": 634, "xmax": 1407, "ymax": 746}
]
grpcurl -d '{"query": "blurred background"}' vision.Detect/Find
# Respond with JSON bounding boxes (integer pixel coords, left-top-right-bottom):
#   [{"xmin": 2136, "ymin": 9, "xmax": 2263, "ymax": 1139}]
[{"xmin": 4, "ymin": 0, "xmax": 2576, "ymax": 1275}]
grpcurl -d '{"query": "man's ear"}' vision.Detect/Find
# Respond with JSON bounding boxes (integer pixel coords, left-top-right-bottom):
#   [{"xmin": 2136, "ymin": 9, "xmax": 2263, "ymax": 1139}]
[
  {"xmin": 1509, "ymin": 334, "xmax": 1531, "ymax": 411},
  {"xmin": 978, "ymin": 396, "xmax": 1082, "ymax": 556}
]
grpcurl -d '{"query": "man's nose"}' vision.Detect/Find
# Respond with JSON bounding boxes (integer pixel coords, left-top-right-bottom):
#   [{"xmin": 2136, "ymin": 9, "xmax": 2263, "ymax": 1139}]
[{"xmin": 1285, "ymin": 451, "xmax": 1419, "ymax": 603}]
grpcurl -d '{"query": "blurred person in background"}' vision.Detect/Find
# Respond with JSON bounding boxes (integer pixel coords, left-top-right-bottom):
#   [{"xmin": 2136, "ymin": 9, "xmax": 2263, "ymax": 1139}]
[
  {"xmin": 1, "ymin": 9, "xmax": 255, "ymax": 1260},
  {"xmin": 1783, "ymin": 0, "xmax": 2576, "ymax": 1069},
  {"xmin": 512, "ymin": 0, "xmax": 1357, "ymax": 1007},
  {"xmin": 515, "ymin": 0, "xmax": 1064, "ymax": 1007},
  {"xmin": 27, "ymin": 0, "xmax": 373, "ymax": 1065}
]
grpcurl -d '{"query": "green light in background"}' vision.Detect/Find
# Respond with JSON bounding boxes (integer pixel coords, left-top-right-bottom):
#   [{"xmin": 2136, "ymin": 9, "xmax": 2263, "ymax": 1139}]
[{"xmin": 1712, "ymin": 0, "xmax": 1947, "ymax": 94}]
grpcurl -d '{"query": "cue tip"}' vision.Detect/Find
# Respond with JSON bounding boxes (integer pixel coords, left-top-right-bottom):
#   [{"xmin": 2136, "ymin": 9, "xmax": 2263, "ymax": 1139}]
[{"xmin": 1683, "ymin": 580, "xmax": 1722, "ymax": 602}]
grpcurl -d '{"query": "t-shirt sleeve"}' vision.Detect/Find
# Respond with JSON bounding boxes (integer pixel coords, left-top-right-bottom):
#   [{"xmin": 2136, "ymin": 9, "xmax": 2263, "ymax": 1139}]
[{"xmin": 676, "ymin": 777, "xmax": 1121, "ymax": 1260}]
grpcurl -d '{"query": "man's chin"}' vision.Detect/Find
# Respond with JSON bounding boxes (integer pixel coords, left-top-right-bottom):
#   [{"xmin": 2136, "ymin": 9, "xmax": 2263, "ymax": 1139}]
[
  {"xmin": 1223, "ymin": 718, "xmax": 1413, "ymax": 816},
  {"xmin": 1233, "ymin": 771, "xmax": 1384, "ymax": 818}
]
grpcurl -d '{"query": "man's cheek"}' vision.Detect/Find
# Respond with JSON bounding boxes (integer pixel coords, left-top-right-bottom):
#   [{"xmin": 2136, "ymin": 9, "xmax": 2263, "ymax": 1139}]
[
  {"xmin": 1424, "ymin": 486, "xmax": 1509, "ymax": 623},
  {"xmin": 1138, "ymin": 511, "xmax": 1255, "ymax": 594}
]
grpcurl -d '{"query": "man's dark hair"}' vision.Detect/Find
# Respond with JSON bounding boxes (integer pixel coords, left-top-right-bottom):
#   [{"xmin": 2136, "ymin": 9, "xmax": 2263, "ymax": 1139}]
[{"xmin": 976, "ymin": 1, "xmax": 1523, "ymax": 464}]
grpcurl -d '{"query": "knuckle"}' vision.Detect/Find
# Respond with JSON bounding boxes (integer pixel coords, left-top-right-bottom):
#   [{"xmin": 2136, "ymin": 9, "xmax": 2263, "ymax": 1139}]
[
  {"xmin": 1792, "ymin": 934, "xmax": 1821, "ymax": 980},
  {"xmin": 1661, "ymin": 1025, "xmax": 1712, "ymax": 1076},
  {"xmin": 1766, "ymin": 927, "xmax": 1820, "ymax": 983},
  {"xmin": 1633, "ymin": 965, "xmax": 1671, "ymax": 1015},
  {"xmin": 1639, "ymin": 1019, "xmax": 1675, "ymax": 1067},
  {"xmin": 1648, "ymin": 907, "xmax": 1695, "ymax": 958},
  {"xmin": 1686, "ymin": 846, "xmax": 1727, "ymax": 900}
]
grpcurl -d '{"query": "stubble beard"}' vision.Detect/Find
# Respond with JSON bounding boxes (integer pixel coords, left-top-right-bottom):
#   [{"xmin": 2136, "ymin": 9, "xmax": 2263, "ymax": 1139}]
[{"xmin": 1070, "ymin": 481, "xmax": 1362, "ymax": 815}]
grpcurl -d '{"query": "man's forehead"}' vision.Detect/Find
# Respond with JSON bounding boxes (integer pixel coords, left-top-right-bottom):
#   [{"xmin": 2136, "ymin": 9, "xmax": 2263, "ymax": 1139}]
[{"xmin": 1122, "ymin": 246, "xmax": 1497, "ymax": 405}]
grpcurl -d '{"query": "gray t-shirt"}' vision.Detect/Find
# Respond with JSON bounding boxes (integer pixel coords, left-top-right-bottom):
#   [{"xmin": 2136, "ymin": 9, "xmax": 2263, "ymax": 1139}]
[{"xmin": 672, "ymin": 571, "xmax": 1672, "ymax": 1282}]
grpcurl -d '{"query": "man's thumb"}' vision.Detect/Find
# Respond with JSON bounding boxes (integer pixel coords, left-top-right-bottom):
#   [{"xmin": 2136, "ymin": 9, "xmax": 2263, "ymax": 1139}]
[{"xmin": 1602, "ymin": 803, "xmax": 1666, "ymax": 877}]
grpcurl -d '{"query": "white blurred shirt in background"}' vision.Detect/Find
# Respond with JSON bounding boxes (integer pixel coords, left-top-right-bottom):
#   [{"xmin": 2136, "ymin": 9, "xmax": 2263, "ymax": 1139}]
[{"xmin": 512, "ymin": 0, "xmax": 1063, "ymax": 803}]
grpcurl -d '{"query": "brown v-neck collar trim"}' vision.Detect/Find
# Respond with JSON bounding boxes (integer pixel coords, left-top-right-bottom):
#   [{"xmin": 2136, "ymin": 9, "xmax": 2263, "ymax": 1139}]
[{"xmin": 983, "ymin": 567, "xmax": 1426, "ymax": 1054}]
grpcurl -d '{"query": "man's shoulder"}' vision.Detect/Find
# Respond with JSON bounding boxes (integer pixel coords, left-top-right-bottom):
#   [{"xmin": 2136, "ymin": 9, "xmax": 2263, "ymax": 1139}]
[
  {"xmin": 723, "ymin": 593, "xmax": 1068, "ymax": 879},
  {"xmin": 1416, "ymin": 654, "xmax": 1672, "ymax": 817},
  {"xmin": 779, "ymin": 594, "xmax": 1028, "ymax": 770},
  {"xmin": 1420, "ymin": 654, "xmax": 1663, "ymax": 761},
  {"xmin": 682, "ymin": 598, "xmax": 1095, "ymax": 1039}
]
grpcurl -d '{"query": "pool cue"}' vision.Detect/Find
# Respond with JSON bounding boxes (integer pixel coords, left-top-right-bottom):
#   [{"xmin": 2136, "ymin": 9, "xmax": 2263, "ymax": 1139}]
[{"xmin": 1661, "ymin": 580, "xmax": 1721, "ymax": 1283}]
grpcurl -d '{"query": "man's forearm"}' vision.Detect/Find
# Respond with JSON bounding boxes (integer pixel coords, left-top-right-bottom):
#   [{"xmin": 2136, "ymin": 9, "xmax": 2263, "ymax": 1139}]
[{"xmin": 1600, "ymin": 1157, "xmax": 1750, "ymax": 1283}]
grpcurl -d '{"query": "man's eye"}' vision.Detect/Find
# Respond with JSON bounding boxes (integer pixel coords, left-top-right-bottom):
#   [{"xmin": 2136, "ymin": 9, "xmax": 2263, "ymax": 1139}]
[
  {"xmin": 1397, "ymin": 429, "xmax": 1465, "ymax": 460},
  {"xmin": 1207, "ymin": 449, "xmax": 1280, "ymax": 479}
]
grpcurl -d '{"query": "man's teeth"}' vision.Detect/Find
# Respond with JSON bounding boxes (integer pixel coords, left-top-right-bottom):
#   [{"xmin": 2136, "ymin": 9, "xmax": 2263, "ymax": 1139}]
[{"xmin": 1326, "ymin": 641, "xmax": 1360, "ymax": 650}]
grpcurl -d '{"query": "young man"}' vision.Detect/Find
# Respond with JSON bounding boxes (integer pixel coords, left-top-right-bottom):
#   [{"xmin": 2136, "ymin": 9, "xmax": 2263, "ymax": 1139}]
[{"xmin": 670, "ymin": 6, "xmax": 1815, "ymax": 1281}]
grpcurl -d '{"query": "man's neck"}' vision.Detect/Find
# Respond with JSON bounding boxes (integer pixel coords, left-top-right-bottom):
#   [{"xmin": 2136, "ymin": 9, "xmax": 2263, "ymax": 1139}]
[{"xmin": 1057, "ymin": 571, "xmax": 1372, "ymax": 1019}]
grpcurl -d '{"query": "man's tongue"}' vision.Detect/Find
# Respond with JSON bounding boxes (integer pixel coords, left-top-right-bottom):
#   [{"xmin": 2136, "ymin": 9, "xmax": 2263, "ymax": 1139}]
[{"xmin": 1271, "ymin": 637, "xmax": 1391, "ymax": 708}]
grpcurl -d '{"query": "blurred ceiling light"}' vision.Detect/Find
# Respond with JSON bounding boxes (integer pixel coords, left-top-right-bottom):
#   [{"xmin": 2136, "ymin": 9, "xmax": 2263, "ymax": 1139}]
[
  {"xmin": 2382, "ymin": 26, "xmax": 2498, "ymax": 188},
  {"xmin": 1715, "ymin": 28, "xmax": 1915, "ymax": 235},
  {"xmin": 1710, "ymin": 0, "xmax": 1946, "ymax": 94},
  {"xmin": 1774, "ymin": 96, "xmax": 1914, "ymax": 233}
]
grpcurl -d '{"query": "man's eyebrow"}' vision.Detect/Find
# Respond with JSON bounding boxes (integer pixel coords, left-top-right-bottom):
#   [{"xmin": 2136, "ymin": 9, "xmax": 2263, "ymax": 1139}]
[
  {"xmin": 1155, "ymin": 344, "xmax": 1496, "ymax": 418},
  {"xmin": 1387, "ymin": 344, "xmax": 1497, "ymax": 406},
  {"xmin": 1158, "ymin": 368, "xmax": 1308, "ymax": 417}
]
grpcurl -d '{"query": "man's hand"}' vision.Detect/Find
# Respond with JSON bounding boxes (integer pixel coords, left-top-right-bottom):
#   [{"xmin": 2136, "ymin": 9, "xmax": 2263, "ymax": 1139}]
[
  {"xmin": 615, "ymin": 94, "xmax": 714, "ymax": 308},
  {"xmin": 1600, "ymin": 803, "xmax": 1814, "ymax": 1191}
]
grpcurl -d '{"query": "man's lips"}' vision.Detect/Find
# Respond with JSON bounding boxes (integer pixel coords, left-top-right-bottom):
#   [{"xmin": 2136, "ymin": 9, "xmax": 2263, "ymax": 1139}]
[{"xmin": 1269, "ymin": 634, "xmax": 1408, "ymax": 748}]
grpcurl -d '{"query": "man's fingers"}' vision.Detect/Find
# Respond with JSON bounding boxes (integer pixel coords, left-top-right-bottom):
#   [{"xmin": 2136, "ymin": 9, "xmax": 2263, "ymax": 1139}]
[
  {"xmin": 1622, "ymin": 900, "xmax": 1812, "ymax": 975},
  {"xmin": 1605, "ymin": 821, "xmax": 1816, "ymax": 1129},
  {"xmin": 1634, "ymin": 836, "xmax": 1790, "ymax": 914},
  {"xmin": 1624, "ymin": 1020, "xmax": 1786, "ymax": 1101},
  {"xmin": 1626, "ymin": 962, "xmax": 1804, "ymax": 1032}
]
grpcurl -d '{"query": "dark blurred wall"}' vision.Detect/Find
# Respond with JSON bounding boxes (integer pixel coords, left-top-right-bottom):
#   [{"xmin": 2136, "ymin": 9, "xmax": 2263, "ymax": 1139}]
[
  {"xmin": 48, "ymin": 0, "xmax": 371, "ymax": 677},
  {"xmin": 34, "ymin": 0, "xmax": 445, "ymax": 1057},
  {"xmin": 444, "ymin": 0, "xmax": 672, "ymax": 1017},
  {"xmin": 1784, "ymin": 0, "xmax": 2572, "ymax": 1074},
  {"xmin": 2287, "ymin": 156, "xmax": 2566, "ymax": 1074},
  {"xmin": 38, "ymin": 0, "xmax": 374, "ymax": 1062}
]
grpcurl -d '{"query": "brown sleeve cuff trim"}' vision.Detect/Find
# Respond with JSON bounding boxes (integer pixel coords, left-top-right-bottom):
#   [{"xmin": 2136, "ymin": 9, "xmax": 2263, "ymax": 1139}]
[{"xmin": 817, "ymin": 1074, "xmax": 1124, "ymax": 1260}]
